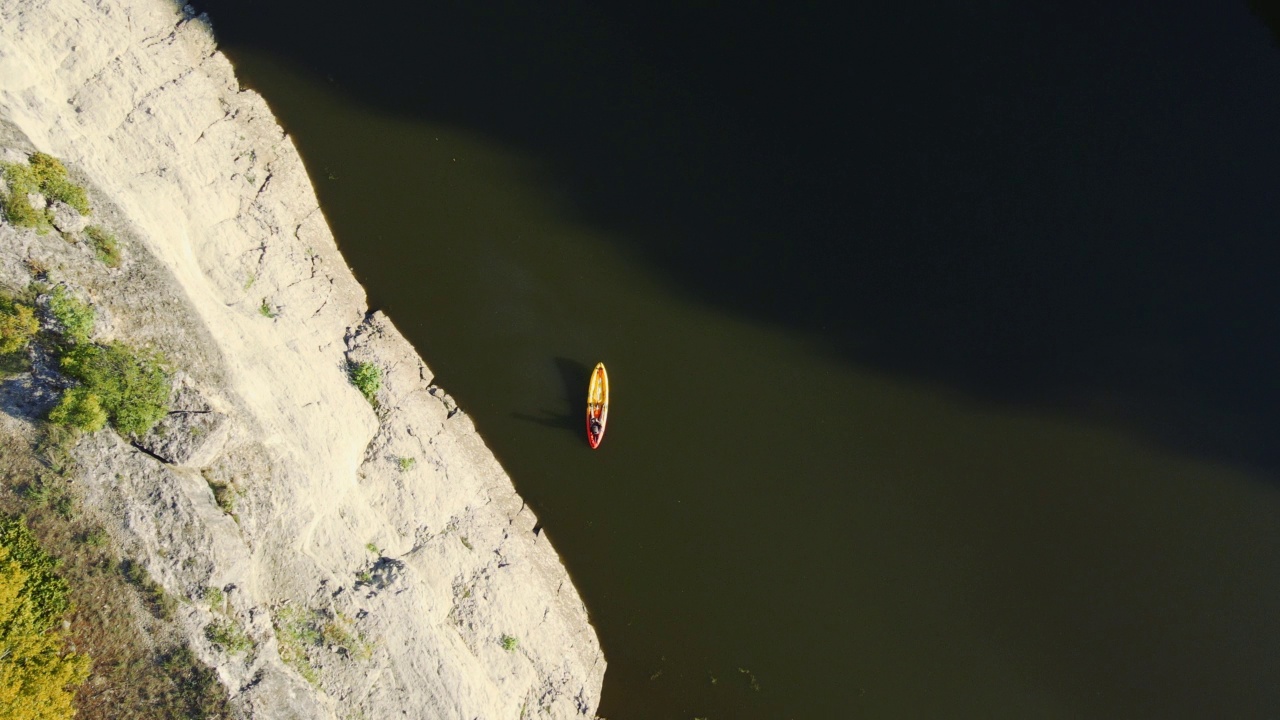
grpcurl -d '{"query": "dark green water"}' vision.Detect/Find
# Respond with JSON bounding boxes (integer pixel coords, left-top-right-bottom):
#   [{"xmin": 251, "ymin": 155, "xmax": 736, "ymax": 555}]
[{"xmin": 210, "ymin": 51, "xmax": 1280, "ymax": 718}]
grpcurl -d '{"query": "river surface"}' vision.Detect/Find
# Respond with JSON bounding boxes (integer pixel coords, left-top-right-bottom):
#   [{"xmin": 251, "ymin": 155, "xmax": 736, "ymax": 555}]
[{"xmin": 194, "ymin": 2, "xmax": 1280, "ymax": 717}]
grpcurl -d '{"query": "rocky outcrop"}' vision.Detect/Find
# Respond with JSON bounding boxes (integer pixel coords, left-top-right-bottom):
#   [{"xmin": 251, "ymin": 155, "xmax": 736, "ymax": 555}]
[{"xmin": 0, "ymin": 1, "xmax": 604, "ymax": 718}]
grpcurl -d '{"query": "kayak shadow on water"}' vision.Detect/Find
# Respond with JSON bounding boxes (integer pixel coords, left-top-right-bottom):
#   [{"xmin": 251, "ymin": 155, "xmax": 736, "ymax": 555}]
[{"xmin": 510, "ymin": 357, "xmax": 588, "ymax": 436}]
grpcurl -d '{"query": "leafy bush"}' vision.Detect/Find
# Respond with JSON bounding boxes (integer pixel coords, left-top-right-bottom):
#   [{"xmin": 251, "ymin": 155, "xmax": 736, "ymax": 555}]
[
  {"xmin": 0, "ymin": 295, "xmax": 38, "ymax": 354},
  {"xmin": 347, "ymin": 361, "xmax": 380, "ymax": 405},
  {"xmin": 273, "ymin": 604, "xmax": 322, "ymax": 685},
  {"xmin": 0, "ymin": 543, "xmax": 90, "ymax": 720},
  {"xmin": 0, "ymin": 162, "xmax": 50, "ymax": 234},
  {"xmin": 500, "ymin": 634, "xmax": 519, "ymax": 652},
  {"xmin": 47, "ymin": 387, "xmax": 107, "ymax": 433},
  {"xmin": 272, "ymin": 604, "xmax": 372, "ymax": 684},
  {"xmin": 28, "ymin": 153, "xmax": 89, "ymax": 215},
  {"xmin": 47, "ymin": 286, "xmax": 94, "ymax": 345},
  {"xmin": 84, "ymin": 226, "xmax": 120, "ymax": 267},
  {"xmin": 396, "ymin": 456, "xmax": 415, "ymax": 472},
  {"xmin": 203, "ymin": 586, "xmax": 224, "ymax": 610},
  {"xmin": 0, "ymin": 516, "xmax": 71, "ymax": 629},
  {"xmin": 56, "ymin": 342, "xmax": 171, "ymax": 436},
  {"xmin": 0, "ymin": 153, "xmax": 90, "ymax": 234},
  {"xmin": 204, "ymin": 619, "xmax": 252, "ymax": 655}
]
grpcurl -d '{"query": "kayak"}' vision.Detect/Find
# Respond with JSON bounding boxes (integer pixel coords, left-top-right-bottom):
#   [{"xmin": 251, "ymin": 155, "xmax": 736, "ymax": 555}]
[{"xmin": 586, "ymin": 362, "xmax": 609, "ymax": 449}]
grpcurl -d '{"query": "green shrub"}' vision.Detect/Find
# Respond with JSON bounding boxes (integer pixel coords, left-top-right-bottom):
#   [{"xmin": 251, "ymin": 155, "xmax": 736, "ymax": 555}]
[
  {"xmin": 274, "ymin": 604, "xmax": 322, "ymax": 685},
  {"xmin": 0, "ymin": 522, "xmax": 90, "ymax": 719},
  {"xmin": 0, "ymin": 295, "xmax": 38, "ymax": 354},
  {"xmin": 500, "ymin": 634, "xmax": 519, "ymax": 652},
  {"xmin": 205, "ymin": 618, "xmax": 253, "ymax": 654},
  {"xmin": 347, "ymin": 361, "xmax": 380, "ymax": 405},
  {"xmin": 48, "ymin": 387, "xmax": 107, "ymax": 433},
  {"xmin": 0, "ymin": 154, "xmax": 90, "ymax": 234},
  {"xmin": 28, "ymin": 153, "xmax": 67, "ymax": 189},
  {"xmin": 0, "ymin": 515, "xmax": 71, "ymax": 630},
  {"xmin": 57, "ymin": 342, "xmax": 171, "ymax": 436},
  {"xmin": 0, "ymin": 162, "xmax": 50, "ymax": 234},
  {"xmin": 396, "ymin": 456, "xmax": 415, "ymax": 472},
  {"xmin": 84, "ymin": 225, "xmax": 120, "ymax": 267},
  {"xmin": 29, "ymin": 152, "xmax": 89, "ymax": 215},
  {"xmin": 47, "ymin": 286, "xmax": 94, "ymax": 345},
  {"xmin": 1, "ymin": 162, "xmax": 36, "ymax": 196}
]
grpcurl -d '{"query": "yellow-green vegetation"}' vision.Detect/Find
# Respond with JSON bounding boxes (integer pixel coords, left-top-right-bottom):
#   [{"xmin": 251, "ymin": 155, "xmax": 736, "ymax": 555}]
[
  {"xmin": 52, "ymin": 341, "xmax": 171, "ymax": 436},
  {"xmin": 0, "ymin": 293, "xmax": 38, "ymax": 355},
  {"xmin": 83, "ymin": 226, "xmax": 120, "ymax": 268},
  {"xmin": 203, "ymin": 586, "xmax": 225, "ymax": 610},
  {"xmin": 47, "ymin": 286, "xmax": 94, "ymax": 346},
  {"xmin": 396, "ymin": 456, "xmax": 415, "ymax": 472},
  {"xmin": 202, "ymin": 473, "xmax": 238, "ymax": 517},
  {"xmin": 321, "ymin": 612, "xmax": 374, "ymax": 661},
  {"xmin": 204, "ymin": 618, "xmax": 252, "ymax": 655},
  {"xmin": 274, "ymin": 603, "xmax": 373, "ymax": 684},
  {"xmin": 0, "ymin": 153, "xmax": 90, "ymax": 234},
  {"xmin": 500, "ymin": 634, "xmax": 519, "ymax": 652},
  {"xmin": 47, "ymin": 389, "xmax": 106, "ymax": 433},
  {"xmin": 273, "ymin": 604, "xmax": 322, "ymax": 685},
  {"xmin": 27, "ymin": 154, "xmax": 89, "ymax": 215},
  {"xmin": 0, "ymin": 427, "xmax": 232, "ymax": 720},
  {"xmin": 0, "ymin": 517, "xmax": 91, "ymax": 720},
  {"xmin": 22, "ymin": 473, "xmax": 76, "ymax": 521},
  {"xmin": 347, "ymin": 360, "xmax": 380, "ymax": 405}
]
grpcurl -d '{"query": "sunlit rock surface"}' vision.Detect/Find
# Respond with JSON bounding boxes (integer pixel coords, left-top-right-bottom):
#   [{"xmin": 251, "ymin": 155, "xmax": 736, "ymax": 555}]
[{"xmin": 0, "ymin": 1, "xmax": 604, "ymax": 717}]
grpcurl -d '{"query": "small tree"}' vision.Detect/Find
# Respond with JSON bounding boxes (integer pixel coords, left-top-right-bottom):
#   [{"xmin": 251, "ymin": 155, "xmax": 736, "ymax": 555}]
[
  {"xmin": 347, "ymin": 361, "xmax": 381, "ymax": 405},
  {"xmin": 0, "ymin": 518, "xmax": 90, "ymax": 720},
  {"xmin": 47, "ymin": 388, "xmax": 106, "ymax": 433},
  {"xmin": 57, "ymin": 342, "xmax": 170, "ymax": 436},
  {"xmin": 47, "ymin": 287, "xmax": 94, "ymax": 346},
  {"xmin": 28, "ymin": 153, "xmax": 89, "ymax": 215},
  {"xmin": 0, "ymin": 296, "xmax": 38, "ymax": 354}
]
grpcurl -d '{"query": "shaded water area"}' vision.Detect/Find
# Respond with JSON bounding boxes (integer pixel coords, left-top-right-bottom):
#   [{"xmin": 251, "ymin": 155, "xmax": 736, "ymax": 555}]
[{"xmin": 194, "ymin": 2, "xmax": 1280, "ymax": 717}]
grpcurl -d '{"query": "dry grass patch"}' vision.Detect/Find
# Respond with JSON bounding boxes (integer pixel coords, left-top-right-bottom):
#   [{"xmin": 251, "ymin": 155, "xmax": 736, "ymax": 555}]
[{"xmin": 0, "ymin": 425, "xmax": 231, "ymax": 720}]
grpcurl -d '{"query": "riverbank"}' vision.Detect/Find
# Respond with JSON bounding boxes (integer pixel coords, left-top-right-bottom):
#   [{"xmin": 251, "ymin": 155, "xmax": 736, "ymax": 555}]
[{"xmin": 0, "ymin": 1, "xmax": 603, "ymax": 717}]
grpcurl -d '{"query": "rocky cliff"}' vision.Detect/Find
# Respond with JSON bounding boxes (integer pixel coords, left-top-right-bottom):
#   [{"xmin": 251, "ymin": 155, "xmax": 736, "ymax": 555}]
[{"xmin": 0, "ymin": 1, "xmax": 604, "ymax": 717}]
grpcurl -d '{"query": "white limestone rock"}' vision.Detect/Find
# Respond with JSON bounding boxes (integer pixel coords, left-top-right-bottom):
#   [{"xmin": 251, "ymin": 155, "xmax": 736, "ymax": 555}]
[
  {"xmin": 0, "ymin": 1, "xmax": 605, "ymax": 718},
  {"xmin": 50, "ymin": 199, "xmax": 89, "ymax": 233}
]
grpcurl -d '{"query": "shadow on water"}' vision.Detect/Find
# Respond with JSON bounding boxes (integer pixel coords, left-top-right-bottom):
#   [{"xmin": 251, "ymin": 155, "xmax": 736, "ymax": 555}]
[
  {"xmin": 191, "ymin": 0, "xmax": 1280, "ymax": 480},
  {"xmin": 176, "ymin": 3, "xmax": 1280, "ymax": 717},
  {"xmin": 510, "ymin": 357, "xmax": 587, "ymax": 435}
]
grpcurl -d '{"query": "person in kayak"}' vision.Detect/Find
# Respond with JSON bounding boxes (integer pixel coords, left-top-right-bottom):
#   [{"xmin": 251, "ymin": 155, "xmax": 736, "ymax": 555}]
[{"xmin": 589, "ymin": 416, "xmax": 602, "ymax": 440}]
